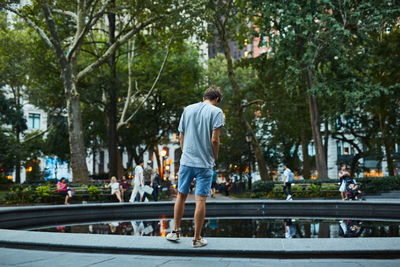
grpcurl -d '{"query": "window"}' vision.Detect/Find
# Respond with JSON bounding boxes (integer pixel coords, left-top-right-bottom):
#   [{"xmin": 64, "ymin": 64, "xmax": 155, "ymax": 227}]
[{"xmin": 28, "ymin": 113, "xmax": 41, "ymax": 129}]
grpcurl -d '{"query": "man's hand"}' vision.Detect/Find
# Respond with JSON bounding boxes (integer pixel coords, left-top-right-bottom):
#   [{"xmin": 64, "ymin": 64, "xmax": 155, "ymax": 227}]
[
  {"xmin": 211, "ymin": 127, "xmax": 221, "ymax": 161},
  {"xmin": 179, "ymin": 132, "xmax": 184, "ymax": 151}
]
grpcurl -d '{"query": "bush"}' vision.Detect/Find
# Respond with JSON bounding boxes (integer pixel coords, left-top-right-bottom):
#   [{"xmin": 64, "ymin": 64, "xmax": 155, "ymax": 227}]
[
  {"xmin": 357, "ymin": 176, "xmax": 400, "ymax": 193},
  {"xmin": 88, "ymin": 185, "xmax": 99, "ymax": 200},
  {"xmin": 35, "ymin": 185, "xmax": 51, "ymax": 203},
  {"xmin": 252, "ymin": 180, "xmax": 275, "ymax": 193}
]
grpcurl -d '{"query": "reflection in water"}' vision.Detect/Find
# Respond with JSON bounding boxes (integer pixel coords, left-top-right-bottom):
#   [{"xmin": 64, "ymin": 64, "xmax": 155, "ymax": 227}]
[
  {"xmin": 284, "ymin": 219, "xmax": 296, "ymax": 238},
  {"xmin": 34, "ymin": 218, "xmax": 400, "ymax": 239}
]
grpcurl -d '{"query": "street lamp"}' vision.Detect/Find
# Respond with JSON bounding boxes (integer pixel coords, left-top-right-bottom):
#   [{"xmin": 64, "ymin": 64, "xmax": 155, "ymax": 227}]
[
  {"xmin": 245, "ymin": 132, "xmax": 253, "ymax": 190},
  {"xmin": 160, "ymin": 148, "xmax": 168, "ymax": 180}
]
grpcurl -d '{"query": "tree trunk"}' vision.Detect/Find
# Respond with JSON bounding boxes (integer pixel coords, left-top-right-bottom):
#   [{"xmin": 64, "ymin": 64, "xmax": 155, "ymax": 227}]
[
  {"xmin": 323, "ymin": 119, "xmax": 329, "ymax": 163},
  {"xmin": 217, "ymin": 21, "xmax": 269, "ymax": 180},
  {"xmin": 65, "ymin": 89, "xmax": 89, "ymax": 183},
  {"xmin": 61, "ymin": 65, "xmax": 89, "ymax": 183},
  {"xmin": 384, "ymin": 141, "xmax": 395, "ymax": 176},
  {"xmin": 350, "ymin": 152, "xmax": 364, "ymax": 177},
  {"xmin": 117, "ymin": 148, "xmax": 125, "ymax": 178},
  {"xmin": 107, "ymin": 2, "xmax": 119, "ymax": 179},
  {"xmin": 300, "ymin": 125, "xmax": 311, "ymax": 179},
  {"xmin": 306, "ymin": 70, "xmax": 328, "ymax": 179},
  {"xmin": 92, "ymin": 147, "xmax": 96, "ymax": 175}
]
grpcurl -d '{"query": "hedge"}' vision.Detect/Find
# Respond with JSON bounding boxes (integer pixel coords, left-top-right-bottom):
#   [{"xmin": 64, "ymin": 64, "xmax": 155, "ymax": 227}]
[{"xmin": 248, "ymin": 176, "xmax": 400, "ymax": 199}]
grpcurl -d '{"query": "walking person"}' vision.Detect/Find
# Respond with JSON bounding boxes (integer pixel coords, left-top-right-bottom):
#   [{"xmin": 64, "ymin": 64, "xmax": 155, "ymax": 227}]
[
  {"xmin": 129, "ymin": 159, "xmax": 144, "ymax": 202},
  {"xmin": 105, "ymin": 176, "xmax": 123, "ymax": 202},
  {"xmin": 283, "ymin": 164, "xmax": 294, "ymax": 200},
  {"xmin": 152, "ymin": 169, "xmax": 161, "ymax": 201},
  {"xmin": 142, "ymin": 160, "xmax": 154, "ymax": 202},
  {"xmin": 166, "ymin": 86, "xmax": 224, "ymax": 248},
  {"xmin": 338, "ymin": 164, "xmax": 350, "ymax": 200}
]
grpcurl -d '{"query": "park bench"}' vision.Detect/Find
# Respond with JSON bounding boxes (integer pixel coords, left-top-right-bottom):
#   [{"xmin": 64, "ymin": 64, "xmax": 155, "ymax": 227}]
[{"xmin": 50, "ymin": 186, "xmax": 119, "ymax": 204}]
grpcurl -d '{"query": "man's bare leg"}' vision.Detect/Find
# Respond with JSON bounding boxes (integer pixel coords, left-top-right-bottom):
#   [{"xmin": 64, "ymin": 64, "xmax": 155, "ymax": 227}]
[
  {"xmin": 174, "ymin": 192, "xmax": 188, "ymax": 231},
  {"xmin": 194, "ymin": 195, "xmax": 207, "ymax": 240}
]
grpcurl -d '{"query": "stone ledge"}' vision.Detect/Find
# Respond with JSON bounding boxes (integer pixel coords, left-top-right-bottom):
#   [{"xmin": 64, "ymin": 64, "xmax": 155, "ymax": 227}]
[{"xmin": 0, "ymin": 229, "xmax": 399, "ymax": 259}]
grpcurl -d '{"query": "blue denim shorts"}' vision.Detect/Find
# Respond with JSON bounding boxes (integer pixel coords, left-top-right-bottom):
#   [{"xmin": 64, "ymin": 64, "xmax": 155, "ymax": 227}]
[{"xmin": 178, "ymin": 165, "xmax": 213, "ymax": 196}]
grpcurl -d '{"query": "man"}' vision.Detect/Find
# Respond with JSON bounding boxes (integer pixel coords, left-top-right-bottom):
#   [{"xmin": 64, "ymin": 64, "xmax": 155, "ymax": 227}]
[
  {"xmin": 119, "ymin": 175, "xmax": 131, "ymax": 202},
  {"xmin": 152, "ymin": 169, "xmax": 161, "ymax": 201},
  {"xmin": 142, "ymin": 160, "xmax": 154, "ymax": 201},
  {"xmin": 166, "ymin": 86, "xmax": 224, "ymax": 248},
  {"xmin": 129, "ymin": 159, "xmax": 144, "ymax": 202},
  {"xmin": 283, "ymin": 163, "xmax": 293, "ymax": 200}
]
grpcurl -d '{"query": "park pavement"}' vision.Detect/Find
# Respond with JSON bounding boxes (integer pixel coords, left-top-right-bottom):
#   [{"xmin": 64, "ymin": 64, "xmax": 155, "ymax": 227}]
[{"xmin": 0, "ymin": 247, "xmax": 400, "ymax": 267}]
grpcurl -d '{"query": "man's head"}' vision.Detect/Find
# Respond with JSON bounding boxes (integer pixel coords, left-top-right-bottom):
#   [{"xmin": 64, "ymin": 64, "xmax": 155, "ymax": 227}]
[
  {"xmin": 138, "ymin": 158, "xmax": 144, "ymax": 166},
  {"xmin": 283, "ymin": 163, "xmax": 289, "ymax": 170},
  {"xmin": 203, "ymin": 85, "xmax": 222, "ymax": 105}
]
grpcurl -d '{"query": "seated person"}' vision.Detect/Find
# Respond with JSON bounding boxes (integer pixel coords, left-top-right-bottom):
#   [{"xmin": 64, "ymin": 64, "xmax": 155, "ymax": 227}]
[
  {"xmin": 57, "ymin": 177, "xmax": 72, "ymax": 205},
  {"xmin": 105, "ymin": 176, "xmax": 123, "ymax": 202},
  {"xmin": 119, "ymin": 175, "xmax": 131, "ymax": 202}
]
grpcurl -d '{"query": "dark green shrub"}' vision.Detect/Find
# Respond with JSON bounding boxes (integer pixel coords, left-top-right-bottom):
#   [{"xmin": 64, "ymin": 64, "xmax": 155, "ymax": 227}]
[{"xmin": 252, "ymin": 180, "xmax": 275, "ymax": 193}]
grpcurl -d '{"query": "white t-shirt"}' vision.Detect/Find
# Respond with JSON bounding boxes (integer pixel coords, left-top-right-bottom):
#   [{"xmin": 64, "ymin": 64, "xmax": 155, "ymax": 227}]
[
  {"xmin": 111, "ymin": 182, "xmax": 119, "ymax": 194},
  {"xmin": 283, "ymin": 169, "xmax": 291, "ymax": 183},
  {"xmin": 134, "ymin": 165, "xmax": 144, "ymax": 187}
]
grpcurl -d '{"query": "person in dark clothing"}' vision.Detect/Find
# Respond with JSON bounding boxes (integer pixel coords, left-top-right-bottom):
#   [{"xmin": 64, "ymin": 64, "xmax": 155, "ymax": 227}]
[{"xmin": 152, "ymin": 170, "xmax": 161, "ymax": 201}]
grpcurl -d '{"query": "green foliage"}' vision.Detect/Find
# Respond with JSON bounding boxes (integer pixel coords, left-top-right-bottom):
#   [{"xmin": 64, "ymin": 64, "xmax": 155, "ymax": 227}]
[
  {"xmin": 35, "ymin": 185, "xmax": 51, "ymax": 203},
  {"xmin": 252, "ymin": 180, "xmax": 275, "ymax": 193},
  {"xmin": 358, "ymin": 176, "xmax": 400, "ymax": 193},
  {"xmin": 88, "ymin": 185, "xmax": 99, "ymax": 200},
  {"xmin": 207, "ymin": 54, "xmax": 258, "ymax": 175}
]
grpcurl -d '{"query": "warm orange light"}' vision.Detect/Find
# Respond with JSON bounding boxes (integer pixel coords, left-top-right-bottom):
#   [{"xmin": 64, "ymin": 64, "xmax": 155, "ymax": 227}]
[
  {"xmin": 26, "ymin": 167, "xmax": 32, "ymax": 172},
  {"xmin": 160, "ymin": 149, "xmax": 167, "ymax": 157},
  {"xmin": 167, "ymin": 158, "xmax": 173, "ymax": 165}
]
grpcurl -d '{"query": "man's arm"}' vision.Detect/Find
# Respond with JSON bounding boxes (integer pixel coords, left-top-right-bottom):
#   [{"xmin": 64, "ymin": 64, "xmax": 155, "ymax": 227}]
[
  {"xmin": 179, "ymin": 132, "xmax": 184, "ymax": 150},
  {"xmin": 211, "ymin": 127, "xmax": 221, "ymax": 161}
]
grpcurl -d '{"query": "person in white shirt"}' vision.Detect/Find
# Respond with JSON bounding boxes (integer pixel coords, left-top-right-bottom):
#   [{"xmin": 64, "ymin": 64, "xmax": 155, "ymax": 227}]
[
  {"xmin": 105, "ymin": 176, "xmax": 123, "ymax": 202},
  {"xmin": 283, "ymin": 164, "xmax": 293, "ymax": 200},
  {"xmin": 129, "ymin": 159, "xmax": 144, "ymax": 202}
]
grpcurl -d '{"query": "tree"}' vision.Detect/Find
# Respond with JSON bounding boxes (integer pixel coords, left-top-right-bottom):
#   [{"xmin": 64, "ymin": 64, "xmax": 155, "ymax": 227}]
[
  {"xmin": 1, "ymin": 0, "xmax": 203, "ymax": 182},
  {"xmin": 205, "ymin": 0, "xmax": 270, "ymax": 181},
  {"xmin": 0, "ymin": 13, "xmax": 29, "ymax": 182}
]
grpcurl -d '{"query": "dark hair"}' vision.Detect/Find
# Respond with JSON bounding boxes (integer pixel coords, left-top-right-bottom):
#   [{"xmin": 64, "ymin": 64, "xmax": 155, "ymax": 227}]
[
  {"xmin": 204, "ymin": 85, "xmax": 222, "ymax": 103},
  {"xmin": 138, "ymin": 158, "xmax": 144, "ymax": 165},
  {"xmin": 340, "ymin": 163, "xmax": 347, "ymax": 168},
  {"xmin": 283, "ymin": 163, "xmax": 289, "ymax": 169},
  {"xmin": 60, "ymin": 177, "xmax": 66, "ymax": 182}
]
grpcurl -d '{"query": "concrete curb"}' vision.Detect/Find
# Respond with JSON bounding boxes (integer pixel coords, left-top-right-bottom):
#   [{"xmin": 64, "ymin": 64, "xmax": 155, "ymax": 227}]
[{"xmin": 0, "ymin": 229, "xmax": 399, "ymax": 259}]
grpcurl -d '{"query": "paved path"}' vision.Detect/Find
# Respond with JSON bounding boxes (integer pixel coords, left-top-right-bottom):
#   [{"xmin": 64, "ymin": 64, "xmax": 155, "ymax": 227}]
[{"xmin": 0, "ymin": 247, "xmax": 399, "ymax": 267}]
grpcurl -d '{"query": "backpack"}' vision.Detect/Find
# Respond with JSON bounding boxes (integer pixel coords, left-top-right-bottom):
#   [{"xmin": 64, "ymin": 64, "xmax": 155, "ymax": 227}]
[{"xmin": 288, "ymin": 170, "xmax": 295, "ymax": 183}]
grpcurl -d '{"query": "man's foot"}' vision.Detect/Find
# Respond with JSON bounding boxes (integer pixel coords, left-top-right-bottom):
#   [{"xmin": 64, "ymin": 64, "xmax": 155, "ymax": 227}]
[
  {"xmin": 286, "ymin": 195, "xmax": 292, "ymax": 200},
  {"xmin": 192, "ymin": 237, "xmax": 207, "ymax": 248},
  {"xmin": 166, "ymin": 230, "xmax": 180, "ymax": 241}
]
